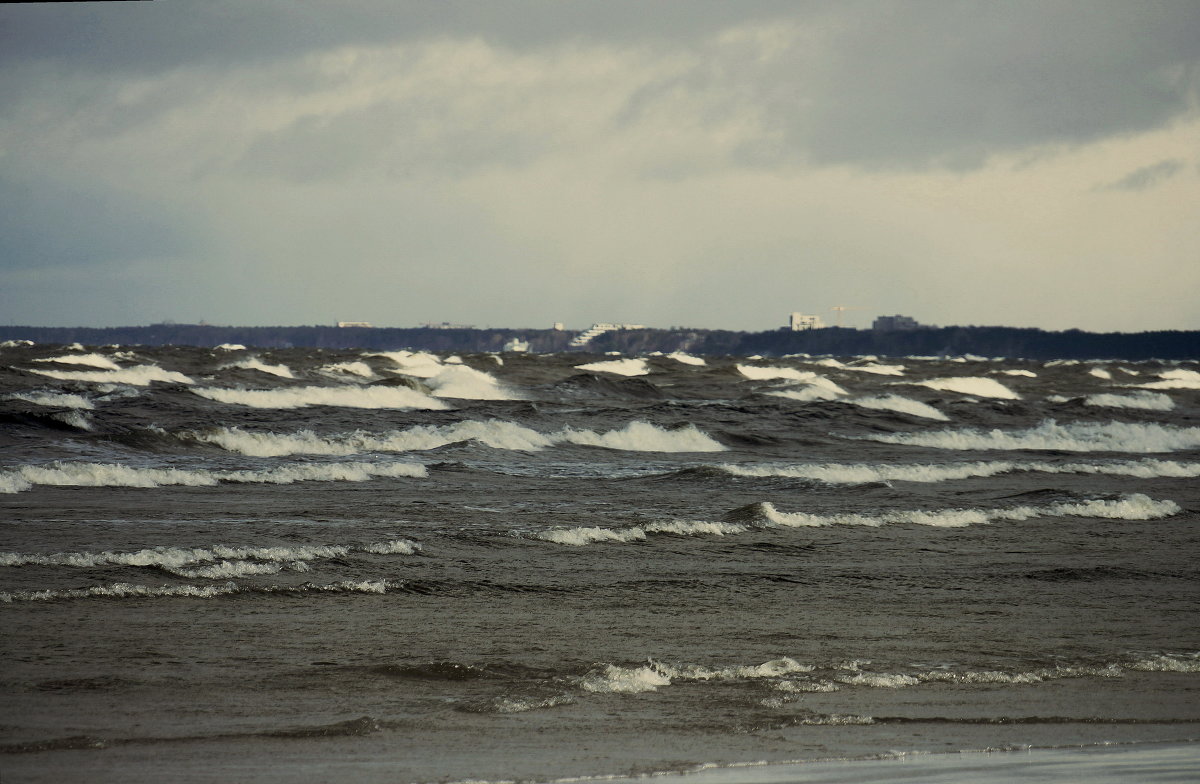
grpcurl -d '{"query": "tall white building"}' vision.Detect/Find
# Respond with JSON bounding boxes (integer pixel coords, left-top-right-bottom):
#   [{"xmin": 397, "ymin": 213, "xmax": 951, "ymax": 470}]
[{"xmin": 789, "ymin": 312, "xmax": 825, "ymax": 331}]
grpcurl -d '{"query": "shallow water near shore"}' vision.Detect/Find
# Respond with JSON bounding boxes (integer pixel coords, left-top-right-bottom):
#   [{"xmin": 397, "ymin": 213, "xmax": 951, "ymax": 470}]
[{"xmin": 2, "ymin": 343, "xmax": 1198, "ymax": 782}]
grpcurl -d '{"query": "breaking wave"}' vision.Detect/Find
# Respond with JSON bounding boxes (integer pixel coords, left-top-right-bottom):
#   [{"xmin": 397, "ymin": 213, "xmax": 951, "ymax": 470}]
[
  {"xmin": 767, "ymin": 376, "xmax": 848, "ymax": 402},
  {"xmin": 8, "ymin": 391, "xmax": 94, "ymax": 409},
  {"xmin": 863, "ymin": 420, "xmax": 1200, "ymax": 453},
  {"xmin": 574, "ymin": 358, "xmax": 650, "ymax": 377},
  {"xmin": 226, "ymin": 358, "xmax": 295, "ymax": 378},
  {"xmin": 737, "ymin": 364, "xmax": 823, "ymax": 382},
  {"xmin": 1135, "ymin": 368, "xmax": 1200, "ymax": 391},
  {"xmin": 907, "ymin": 376, "xmax": 1020, "ymax": 399},
  {"xmin": 0, "ymin": 579, "xmax": 404, "ymax": 604},
  {"xmin": 666, "ymin": 352, "xmax": 706, "ymax": 366},
  {"xmin": 717, "ymin": 458, "xmax": 1200, "ymax": 484},
  {"xmin": 28, "ymin": 365, "xmax": 194, "ymax": 386},
  {"xmin": 0, "ymin": 461, "xmax": 427, "ymax": 494},
  {"xmin": 189, "ymin": 420, "xmax": 722, "ymax": 456},
  {"xmin": 0, "ymin": 538, "xmax": 420, "ymax": 575},
  {"xmin": 31, "ymin": 353, "xmax": 120, "ymax": 370},
  {"xmin": 535, "ymin": 519, "xmax": 748, "ymax": 546},
  {"xmin": 846, "ymin": 394, "xmax": 948, "ymax": 420},
  {"xmin": 1084, "ymin": 392, "xmax": 1175, "ymax": 411},
  {"xmin": 191, "ymin": 385, "xmax": 449, "ymax": 410},
  {"xmin": 420, "ymin": 365, "xmax": 516, "ymax": 400}
]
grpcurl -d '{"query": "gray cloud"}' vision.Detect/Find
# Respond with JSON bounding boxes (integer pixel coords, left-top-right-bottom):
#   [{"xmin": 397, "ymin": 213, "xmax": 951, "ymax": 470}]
[{"xmin": 1101, "ymin": 158, "xmax": 1186, "ymax": 191}]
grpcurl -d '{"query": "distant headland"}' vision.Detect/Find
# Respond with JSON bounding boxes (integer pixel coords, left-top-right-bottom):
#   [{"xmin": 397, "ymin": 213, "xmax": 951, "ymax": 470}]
[{"xmin": 1, "ymin": 322, "xmax": 1196, "ymax": 360}]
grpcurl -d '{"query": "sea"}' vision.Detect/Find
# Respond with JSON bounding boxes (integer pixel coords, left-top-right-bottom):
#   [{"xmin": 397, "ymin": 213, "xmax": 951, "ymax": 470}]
[{"xmin": 1, "ymin": 341, "xmax": 1198, "ymax": 783}]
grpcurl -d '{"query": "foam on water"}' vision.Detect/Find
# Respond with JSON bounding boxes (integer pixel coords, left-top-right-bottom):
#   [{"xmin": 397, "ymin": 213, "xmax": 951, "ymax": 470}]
[
  {"xmin": 0, "ymin": 461, "xmax": 426, "ymax": 494},
  {"xmin": 191, "ymin": 385, "xmax": 449, "ymax": 410},
  {"xmin": 371, "ymin": 350, "xmax": 446, "ymax": 378},
  {"xmin": 842, "ymin": 363, "xmax": 906, "ymax": 376},
  {"xmin": 215, "ymin": 343, "xmax": 246, "ymax": 351},
  {"xmin": 666, "ymin": 352, "xmax": 707, "ymax": 366},
  {"xmin": 29, "ymin": 365, "xmax": 194, "ymax": 386},
  {"xmin": 863, "ymin": 420, "xmax": 1200, "ymax": 453},
  {"xmin": 757, "ymin": 493, "xmax": 1178, "ymax": 528},
  {"xmin": 737, "ymin": 364, "xmax": 822, "ymax": 382},
  {"xmin": 31, "ymin": 353, "xmax": 120, "ymax": 370},
  {"xmin": 8, "ymin": 391, "xmax": 94, "ymax": 409},
  {"xmin": 766, "ymin": 374, "xmax": 848, "ymax": 402},
  {"xmin": 535, "ymin": 519, "xmax": 747, "ymax": 546},
  {"xmin": 996, "ymin": 369, "xmax": 1038, "ymax": 377},
  {"xmin": 0, "ymin": 579, "xmax": 404, "ymax": 603},
  {"xmin": 190, "ymin": 420, "xmax": 552, "ymax": 456},
  {"xmin": 1135, "ymin": 368, "xmax": 1200, "ymax": 390},
  {"xmin": 422, "ymin": 365, "xmax": 516, "ymax": 400},
  {"xmin": 580, "ymin": 664, "xmax": 672, "ymax": 693},
  {"xmin": 1084, "ymin": 392, "xmax": 1175, "ymax": 411},
  {"xmin": 1090, "ymin": 368, "xmax": 1114, "ymax": 379},
  {"xmin": 908, "ymin": 377, "xmax": 1020, "ymax": 399},
  {"xmin": 574, "ymin": 358, "xmax": 650, "ymax": 377},
  {"xmin": 226, "ymin": 358, "xmax": 295, "ymax": 378},
  {"xmin": 719, "ymin": 458, "xmax": 1200, "ymax": 484},
  {"xmin": 556, "ymin": 422, "xmax": 725, "ymax": 452},
  {"xmin": 321, "ymin": 361, "xmax": 376, "ymax": 378},
  {"xmin": 847, "ymin": 394, "xmax": 948, "ymax": 420}
]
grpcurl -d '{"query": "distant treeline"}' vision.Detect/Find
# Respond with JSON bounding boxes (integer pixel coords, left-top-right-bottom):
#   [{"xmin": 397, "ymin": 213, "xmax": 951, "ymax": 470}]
[{"xmin": 0, "ymin": 323, "xmax": 1197, "ymax": 360}]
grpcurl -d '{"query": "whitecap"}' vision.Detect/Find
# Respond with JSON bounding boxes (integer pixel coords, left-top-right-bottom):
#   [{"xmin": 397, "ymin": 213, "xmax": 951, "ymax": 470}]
[
  {"xmin": 737, "ymin": 364, "xmax": 820, "ymax": 382},
  {"xmin": 907, "ymin": 376, "xmax": 1019, "ymax": 399},
  {"xmin": 580, "ymin": 664, "xmax": 671, "ymax": 693},
  {"xmin": 556, "ymin": 421, "xmax": 725, "ymax": 452},
  {"xmin": 1084, "ymin": 392, "xmax": 1174, "ymax": 411},
  {"xmin": 863, "ymin": 420, "xmax": 1200, "ymax": 453},
  {"xmin": 423, "ymin": 365, "xmax": 516, "ymax": 400},
  {"xmin": 1135, "ymin": 368, "xmax": 1200, "ymax": 391},
  {"xmin": 29, "ymin": 365, "xmax": 194, "ymax": 386},
  {"xmin": 574, "ymin": 358, "xmax": 649, "ymax": 377},
  {"xmin": 31, "ymin": 353, "xmax": 120, "ymax": 370},
  {"xmin": 8, "ymin": 392, "xmax": 94, "ymax": 410},
  {"xmin": 666, "ymin": 352, "xmax": 706, "ymax": 366},
  {"xmin": 226, "ymin": 358, "xmax": 295, "ymax": 378},
  {"xmin": 191, "ymin": 385, "xmax": 448, "ymax": 410},
  {"xmin": 190, "ymin": 420, "xmax": 552, "ymax": 456},
  {"xmin": 719, "ymin": 458, "xmax": 1200, "ymax": 484},
  {"xmin": 847, "ymin": 395, "xmax": 948, "ymax": 420}
]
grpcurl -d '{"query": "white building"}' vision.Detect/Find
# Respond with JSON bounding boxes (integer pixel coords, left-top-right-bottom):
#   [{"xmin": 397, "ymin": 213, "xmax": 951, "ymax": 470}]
[{"xmin": 788, "ymin": 312, "xmax": 825, "ymax": 331}]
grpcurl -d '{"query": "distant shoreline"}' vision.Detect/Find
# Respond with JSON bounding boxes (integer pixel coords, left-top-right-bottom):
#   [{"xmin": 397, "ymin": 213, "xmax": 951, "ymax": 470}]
[{"xmin": 1, "ymin": 324, "xmax": 1197, "ymax": 361}]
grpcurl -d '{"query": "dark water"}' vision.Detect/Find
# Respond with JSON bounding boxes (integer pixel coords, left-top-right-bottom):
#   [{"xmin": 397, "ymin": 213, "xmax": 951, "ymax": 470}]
[{"xmin": 2, "ymin": 342, "xmax": 1198, "ymax": 782}]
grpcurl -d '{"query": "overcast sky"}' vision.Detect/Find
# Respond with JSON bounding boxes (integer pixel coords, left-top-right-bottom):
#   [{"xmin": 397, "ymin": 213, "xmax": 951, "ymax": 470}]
[{"xmin": 2, "ymin": 1, "xmax": 1198, "ymax": 332}]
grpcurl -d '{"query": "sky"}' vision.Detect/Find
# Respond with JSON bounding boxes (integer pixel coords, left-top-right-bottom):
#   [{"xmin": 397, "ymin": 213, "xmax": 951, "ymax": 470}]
[{"xmin": 1, "ymin": 0, "xmax": 1198, "ymax": 333}]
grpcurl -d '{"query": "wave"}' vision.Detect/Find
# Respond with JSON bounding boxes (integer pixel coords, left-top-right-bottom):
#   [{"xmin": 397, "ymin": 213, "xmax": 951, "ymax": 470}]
[
  {"xmin": 0, "ymin": 579, "xmax": 404, "ymax": 604},
  {"xmin": 420, "ymin": 365, "xmax": 516, "ymax": 400},
  {"xmin": 766, "ymin": 376, "xmax": 848, "ymax": 402},
  {"xmin": 214, "ymin": 343, "xmax": 246, "ymax": 351},
  {"xmin": 577, "ymin": 657, "xmax": 814, "ymax": 694},
  {"xmin": 846, "ymin": 394, "xmax": 948, "ymax": 420},
  {"xmin": 996, "ymin": 369, "xmax": 1037, "ymax": 377},
  {"xmin": 666, "ymin": 352, "xmax": 706, "ymax": 366},
  {"xmin": 0, "ymin": 460, "xmax": 427, "ymax": 494},
  {"xmin": 225, "ymin": 358, "xmax": 295, "ymax": 378},
  {"xmin": 717, "ymin": 458, "xmax": 1200, "ymax": 484},
  {"xmin": 28, "ymin": 365, "xmax": 194, "ymax": 386},
  {"xmin": 0, "ymin": 538, "xmax": 420, "ymax": 575},
  {"xmin": 1090, "ymin": 367, "xmax": 1114, "ymax": 379},
  {"xmin": 320, "ymin": 361, "xmax": 376, "ymax": 378},
  {"xmin": 190, "ymin": 420, "xmax": 724, "ymax": 457},
  {"xmin": 841, "ymin": 363, "xmax": 905, "ymax": 376},
  {"xmin": 370, "ymin": 350, "xmax": 446, "ymax": 378},
  {"xmin": 534, "ymin": 519, "xmax": 749, "ymax": 546},
  {"xmin": 31, "ymin": 353, "xmax": 120, "ymax": 370},
  {"xmin": 737, "ymin": 364, "xmax": 824, "ymax": 382},
  {"xmin": 907, "ymin": 376, "xmax": 1020, "ymax": 399},
  {"xmin": 1084, "ymin": 392, "xmax": 1174, "ymax": 411},
  {"xmin": 7, "ymin": 391, "xmax": 94, "ymax": 410},
  {"xmin": 1135, "ymin": 368, "xmax": 1200, "ymax": 391},
  {"xmin": 574, "ymin": 358, "xmax": 649, "ymax": 377},
  {"xmin": 752, "ymin": 493, "xmax": 1178, "ymax": 528},
  {"xmin": 863, "ymin": 420, "xmax": 1200, "ymax": 453},
  {"xmin": 191, "ymin": 385, "xmax": 449, "ymax": 410}
]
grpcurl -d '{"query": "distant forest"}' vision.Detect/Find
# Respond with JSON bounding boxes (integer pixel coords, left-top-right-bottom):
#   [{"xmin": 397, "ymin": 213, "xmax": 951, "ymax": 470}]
[{"xmin": 1, "ymin": 324, "xmax": 1197, "ymax": 361}]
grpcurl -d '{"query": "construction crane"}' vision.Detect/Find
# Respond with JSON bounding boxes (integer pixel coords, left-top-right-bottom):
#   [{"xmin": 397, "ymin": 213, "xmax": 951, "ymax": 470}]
[{"xmin": 829, "ymin": 305, "xmax": 862, "ymax": 328}]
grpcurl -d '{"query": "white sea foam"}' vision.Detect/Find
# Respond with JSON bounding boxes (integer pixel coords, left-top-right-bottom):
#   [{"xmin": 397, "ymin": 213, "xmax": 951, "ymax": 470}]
[
  {"xmin": 0, "ymin": 461, "xmax": 426, "ymax": 494},
  {"xmin": 1, "ymin": 339, "xmax": 35, "ymax": 347},
  {"xmin": 996, "ymin": 369, "xmax": 1037, "ymax": 377},
  {"xmin": 371, "ymin": 350, "xmax": 445, "ymax": 378},
  {"xmin": 422, "ymin": 365, "xmax": 516, "ymax": 400},
  {"xmin": 1135, "ymin": 368, "xmax": 1200, "ymax": 390},
  {"xmin": 536, "ymin": 519, "xmax": 746, "ymax": 546},
  {"xmin": 737, "ymin": 365, "xmax": 820, "ymax": 382},
  {"xmin": 0, "ymin": 538, "xmax": 420, "ymax": 571},
  {"xmin": 557, "ymin": 421, "xmax": 725, "ymax": 452},
  {"xmin": 863, "ymin": 420, "xmax": 1200, "ymax": 453},
  {"xmin": 31, "ymin": 353, "xmax": 120, "ymax": 370},
  {"xmin": 842, "ymin": 363, "xmax": 905, "ymax": 376},
  {"xmin": 1084, "ymin": 392, "xmax": 1175, "ymax": 411},
  {"xmin": 227, "ymin": 358, "xmax": 295, "ymax": 378},
  {"xmin": 666, "ymin": 352, "xmax": 707, "ymax": 366},
  {"xmin": 847, "ymin": 395, "xmax": 948, "ymax": 420},
  {"xmin": 580, "ymin": 664, "xmax": 672, "ymax": 693},
  {"xmin": 757, "ymin": 493, "xmax": 1178, "ymax": 528},
  {"xmin": 574, "ymin": 358, "xmax": 650, "ymax": 377},
  {"xmin": 1090, "ymin": 367, "xmax": 1114, "ymax": 379},
  {"xmin": 52, "ymin": 410, "xmax": 94, "ymax": 430},
  {"xmin": 29, "ymin": 365, "xmax": 194, "ymax": 386},
  {"xmin": 322, "ymin": 361, "xmax": 376, "ymax": 378},
  {"xmin": 908, "ymin": 377, "xmax": 1020, "ymax": 399},
  {"xmin": 215, "ymin": 343, "xmax": 246, "ymax": 351},
  {"xmin": 191, "ymin": 420, "xmax": 553, "ymax": 456},
  {"xmin": 8, "ymin": 392, "xmax": 94, "ymax": 409},
  {"xmin": 0, "ymin": 579, "xmax": 404, "ymax": 603},
  {"xmin": 191, "ymin": 385, "xmax": 449, "ymax": 410},
  {"xmin": 767, "ymin": 375, "xmax": 848, "ymax": 402},
  {"xmin": 719, "ymin": 458, "xmax": 1200, "ymax": 484}
]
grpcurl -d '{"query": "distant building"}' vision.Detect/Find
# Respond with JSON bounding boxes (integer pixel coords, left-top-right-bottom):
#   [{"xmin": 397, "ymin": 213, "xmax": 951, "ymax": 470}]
[
  {"xmin": 872, "ymin": 314, "xmax": 921, "ymax": 331},
  {"xmin": 503, "ymin": 337, "xmax": 530, "ymax": 352},
  {"xmin": 553, "ymin": 322, "xmax": 565, "ymax": 331},
  {"xmin": 337, "ymin": 321, "xmax": 373, "ymax": 328},
  {"xmin": 568, "ymin": 323, "xmax": 645, "ymax": 348},
  {"xmin": 420, "ymin": 321, "xmax": 475, "ymax": 329},
  {"xmin": 788, "ymin": 312, "xmax": 825, "ymax": 331}
]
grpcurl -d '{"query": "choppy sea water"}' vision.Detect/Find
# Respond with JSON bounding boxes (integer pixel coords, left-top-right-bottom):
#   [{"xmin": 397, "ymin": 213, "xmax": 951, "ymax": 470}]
[{"xmin": 1, "ymin": 342, "xmax": 1198, "ymax": 783}]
